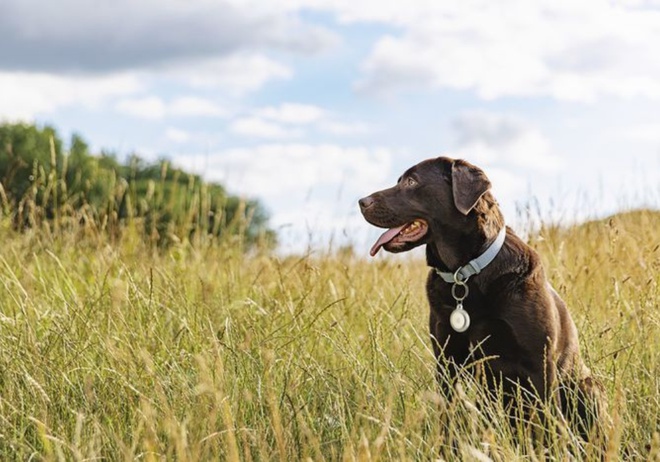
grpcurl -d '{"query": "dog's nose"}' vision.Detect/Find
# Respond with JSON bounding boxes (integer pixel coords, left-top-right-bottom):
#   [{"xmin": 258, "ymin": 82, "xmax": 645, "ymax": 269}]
[{"xmin": 359, "ymin": 196, "xmax": 375, "ymax": 210}]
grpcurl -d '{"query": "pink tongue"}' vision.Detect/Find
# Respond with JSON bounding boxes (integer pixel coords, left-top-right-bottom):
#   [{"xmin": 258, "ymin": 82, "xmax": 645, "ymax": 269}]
[{"xmin": 369, "ymin": 225, "xmax": 406, "ymax": 257}]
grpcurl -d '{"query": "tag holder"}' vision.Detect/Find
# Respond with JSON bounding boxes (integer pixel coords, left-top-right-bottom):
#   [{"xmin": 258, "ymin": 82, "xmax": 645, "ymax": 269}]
[{"xmin": 449, "ymin": 270, "xmax": 470, "ymax": 333}]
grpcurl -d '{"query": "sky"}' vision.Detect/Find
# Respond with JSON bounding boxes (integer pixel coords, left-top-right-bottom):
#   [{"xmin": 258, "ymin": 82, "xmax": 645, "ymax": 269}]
[{"xmin": 1, "ymin": 0, "xmax": 660, "ymax": 254}]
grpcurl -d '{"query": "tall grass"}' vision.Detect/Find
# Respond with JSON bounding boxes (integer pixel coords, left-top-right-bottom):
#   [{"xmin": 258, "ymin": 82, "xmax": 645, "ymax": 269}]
[{"xmin": 0, "ymin": 200, "xmax": 659, "ymax": 459}]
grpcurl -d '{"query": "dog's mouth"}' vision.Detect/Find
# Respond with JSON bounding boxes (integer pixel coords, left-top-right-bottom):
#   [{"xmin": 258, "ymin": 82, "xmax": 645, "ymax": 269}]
[{"xmin": 369, "ymin": 219, "xmax": 429, "ymax": 256}]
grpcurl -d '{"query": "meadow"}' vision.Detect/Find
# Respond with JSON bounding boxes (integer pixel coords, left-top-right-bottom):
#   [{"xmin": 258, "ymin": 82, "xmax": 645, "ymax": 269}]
[{"xmin": 0, "ymin": 207, "xmax": 659, "ymax": 460}]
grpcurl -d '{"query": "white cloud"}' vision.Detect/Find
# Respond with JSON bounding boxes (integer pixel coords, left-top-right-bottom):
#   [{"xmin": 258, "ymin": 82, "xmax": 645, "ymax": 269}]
[
  {"xmin": 173, "ymin": 143, "xmax": 394, "ymax": 197},
  {"xmin": 169, "ymin": 54, "xmax": 293, "ymax": 94},
  {"xmin": 229, "ymin": 117, "xmax": 303, "ymax": 139},
  {"xmin": 1, "ymin": 52, "xmax": 288, "ymax": 120},
  {"xmin": 331, "ymin": 0, "xmax": 660, "ymax": 101},
  {"xmin": 622, "ymin": 123, "xmax": 660, "ymax": 144},
  {"xmin": 447, "ymin": 110, "xmax": 569, "ymax": 222},
  {"xmin": 1, "ymin": 0, "xmax": 337, "ymax": 73},
  {"xmin": 116, "ymin": 96, "xmax": 166, "ymax": 119},
  {"xmin": 168, "ymin": 97, "xmax": 226, "ymax": 117},
  {"xmin": 0, "ymin": 72, "xmax": 142, "ymax": 120},
  {"xmin": 230, "ymin": 102, "xmax": 372, "ymax": 139},
  {"xmin": 228, "ymin": 103, "xmax": 327, "ymax": 139},
  {"xmin": 319, "ymin": 120, "xmax": 372, "ymax": 136},
  {"xmin": 455, "ymin": 131, "xmax": 559, "ymax": 172},
  {"xmin": 115, "ymin": 96, "xmax": 225, "ymax": 119},
  {"xmin": 0, "ymin": 1, "xmax": 327, "ymax": 128},
  {"xmin": 256, "ymin": 103, "xmax": 326, "ymax": 124},
  {"xmin": 164, "ymin": 127, "xmax": 190, "ymax": 143},
  {"xmin": 451, "ymin": 111, "xmax": 562, "ymax": 173},
  {"xmin": 1, "ymin": 55, "xmax": 280, "ymax": 122}
]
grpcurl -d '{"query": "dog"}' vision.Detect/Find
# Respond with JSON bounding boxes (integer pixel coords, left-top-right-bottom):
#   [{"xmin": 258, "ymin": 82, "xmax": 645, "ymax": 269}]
[{"xmin": 359, "ymin": 156, "xmax": 605, "ymax": 440}]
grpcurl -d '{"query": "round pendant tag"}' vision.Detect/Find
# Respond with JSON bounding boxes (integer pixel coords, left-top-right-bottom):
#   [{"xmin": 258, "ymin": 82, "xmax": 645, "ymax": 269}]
[{"xmin": 450, "ymin": 309, "xmax": 470, "ymax": 333}]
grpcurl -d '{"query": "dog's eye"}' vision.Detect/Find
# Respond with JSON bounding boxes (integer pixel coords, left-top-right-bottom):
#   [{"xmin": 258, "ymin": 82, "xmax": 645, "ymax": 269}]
[{"xmin": 406, "ymin": 177, "xmax": 417, "ymax": 187}]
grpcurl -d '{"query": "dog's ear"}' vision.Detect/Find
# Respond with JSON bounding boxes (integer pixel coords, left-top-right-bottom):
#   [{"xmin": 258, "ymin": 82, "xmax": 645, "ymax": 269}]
[{"xmin": 451, "ymin": 160, "xmax": 491, "ymax": 215}]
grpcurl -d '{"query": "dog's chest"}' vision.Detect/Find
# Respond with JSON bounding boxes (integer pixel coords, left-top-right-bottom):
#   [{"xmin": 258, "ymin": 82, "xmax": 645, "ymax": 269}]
[{"xmin": 426, "ymin": 275, "xmax": 516, "ymax": 361}]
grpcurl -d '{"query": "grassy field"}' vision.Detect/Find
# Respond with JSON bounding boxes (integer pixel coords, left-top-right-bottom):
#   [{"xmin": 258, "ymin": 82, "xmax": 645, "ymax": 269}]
[{"xmin": 0, "ymin": 209, "xmax": 659, "ymax": 461}]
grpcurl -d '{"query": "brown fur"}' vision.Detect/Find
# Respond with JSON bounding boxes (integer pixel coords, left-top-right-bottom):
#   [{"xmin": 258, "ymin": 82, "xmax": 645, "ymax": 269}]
[{"xmin": 359, "ymin": 156, "xmax": 605, "ymax": 439}]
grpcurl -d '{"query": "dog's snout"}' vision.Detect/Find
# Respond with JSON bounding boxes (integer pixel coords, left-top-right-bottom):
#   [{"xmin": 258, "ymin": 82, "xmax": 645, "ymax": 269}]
[{"xmin": 359, "ymin": 196, "xmax": 375, "ymax": 210}]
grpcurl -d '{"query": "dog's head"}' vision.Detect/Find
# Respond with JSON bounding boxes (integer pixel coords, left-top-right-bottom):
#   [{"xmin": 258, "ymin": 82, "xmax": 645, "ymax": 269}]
[{"xmin": 358, "ymin": 157, "xmax": 492, "ymax": 256}]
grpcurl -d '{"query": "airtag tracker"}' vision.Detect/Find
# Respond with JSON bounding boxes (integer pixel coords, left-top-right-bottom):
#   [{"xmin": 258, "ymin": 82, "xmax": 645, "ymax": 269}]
[{"xmin": 450, "ymin": 307, "xmax": 470, "ymax": 333}]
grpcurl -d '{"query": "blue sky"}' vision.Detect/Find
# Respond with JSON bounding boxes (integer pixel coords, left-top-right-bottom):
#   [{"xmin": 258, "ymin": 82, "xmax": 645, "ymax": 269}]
[{"xmin": 1, "ymin": 0, "xmax": 659, "ymax": 253}]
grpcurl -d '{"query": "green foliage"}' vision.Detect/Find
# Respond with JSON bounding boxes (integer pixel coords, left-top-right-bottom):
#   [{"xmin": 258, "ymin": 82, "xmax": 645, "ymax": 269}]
[
  {"xmin": 0, "ymin": 122, "xmax": 274, "ymax": 248},
  {"xmin": 0, "ymin": 209, "xmax": 658, "ymax": 460}
]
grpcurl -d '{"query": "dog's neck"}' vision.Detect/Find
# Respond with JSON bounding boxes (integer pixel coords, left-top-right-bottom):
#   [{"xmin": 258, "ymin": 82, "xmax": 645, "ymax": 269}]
[
  {"xmin": 426, "ymin": 194, "xmax": 505, "ymax": 272},
  {"xmin": 426, "ymin": 229, "xmax": 492, "ymax": 271}
]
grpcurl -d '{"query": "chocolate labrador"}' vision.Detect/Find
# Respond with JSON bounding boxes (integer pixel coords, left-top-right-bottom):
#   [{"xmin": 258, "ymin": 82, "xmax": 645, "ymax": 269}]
[{"xmin": 359, "ymin": 156, "xmax": 604, "ymax": 438}]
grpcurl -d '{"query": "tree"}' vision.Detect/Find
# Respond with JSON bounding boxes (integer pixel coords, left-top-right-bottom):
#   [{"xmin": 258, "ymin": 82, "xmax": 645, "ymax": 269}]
[{"xmin": 0, "ymin": 122, "xmax": 275, "ymax": 248}]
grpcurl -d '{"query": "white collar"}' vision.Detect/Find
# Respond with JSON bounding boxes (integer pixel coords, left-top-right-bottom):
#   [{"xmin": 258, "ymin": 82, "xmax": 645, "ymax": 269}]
[{"xmin": 434, "ymin": 226, "xmax": 507, "ymax": 283}]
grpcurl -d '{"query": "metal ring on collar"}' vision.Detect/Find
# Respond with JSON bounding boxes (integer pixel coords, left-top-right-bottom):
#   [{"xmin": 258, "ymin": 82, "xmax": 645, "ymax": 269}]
[
  {"xmin": 451, "ymin": 282, "xmax": 469, "ymax": 301},
  {"xmin": 453, "ymin": 268, "xmax": 469, "ymax": 284}
]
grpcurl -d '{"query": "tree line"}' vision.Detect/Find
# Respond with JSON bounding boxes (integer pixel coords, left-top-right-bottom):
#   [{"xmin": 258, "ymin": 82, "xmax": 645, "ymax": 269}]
[{"xmin": 0, "ymin": 122, "xmax": 274, "ymax": 248}]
